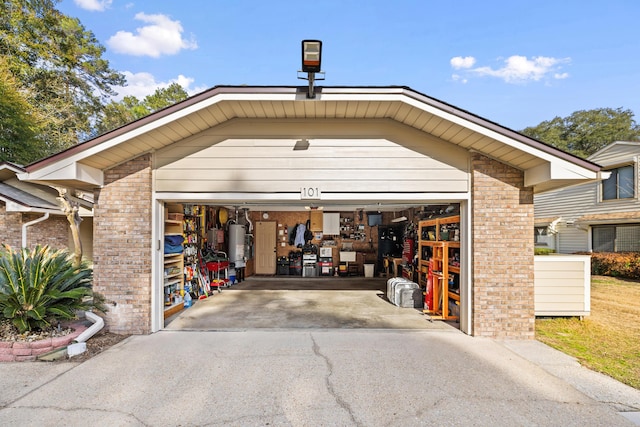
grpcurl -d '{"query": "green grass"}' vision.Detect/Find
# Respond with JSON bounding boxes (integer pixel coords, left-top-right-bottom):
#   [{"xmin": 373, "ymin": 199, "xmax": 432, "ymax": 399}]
[{"xmin": 535, "ymin": 276, "xmax": 640, "ymax": 390}]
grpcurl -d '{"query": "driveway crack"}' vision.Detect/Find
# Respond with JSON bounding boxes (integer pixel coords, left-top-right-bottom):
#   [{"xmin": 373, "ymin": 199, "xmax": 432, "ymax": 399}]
[{"xmin": 310, "ymin": 333, "xmax": 361, "ymax": 426}]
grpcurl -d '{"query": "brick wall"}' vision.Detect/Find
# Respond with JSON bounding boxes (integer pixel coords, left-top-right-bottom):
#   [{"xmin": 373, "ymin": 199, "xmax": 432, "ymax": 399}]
[
  {"xmin": 24, "ymin": 213, "xmax": 69, "ymax": 249},
  {"xmin": 0, "ymin": 204, "xmax": 23, "ymax": 247},
  {"xmin": 0, "ymin": 204, "xmax": 68, "ymax": 250},
  {"xmin": 93, "ymin": 154, "xmax": 153, "ymax": 335},
  {"xmin": 471, "ymin": 153, "xmax": 535, "ymax": 339}
]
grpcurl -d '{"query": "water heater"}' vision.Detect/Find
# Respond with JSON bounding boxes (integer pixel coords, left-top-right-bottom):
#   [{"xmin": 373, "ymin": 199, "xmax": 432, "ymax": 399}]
[{"xmin": 228, "ymin": 224, "xmax": 246, "ymax": 268}]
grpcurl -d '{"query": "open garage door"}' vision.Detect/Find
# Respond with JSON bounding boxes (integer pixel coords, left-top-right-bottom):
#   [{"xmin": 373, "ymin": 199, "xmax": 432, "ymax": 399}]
[{"xmin": 154, "ymin": 198, "xmax": 469, "ymax": 335}]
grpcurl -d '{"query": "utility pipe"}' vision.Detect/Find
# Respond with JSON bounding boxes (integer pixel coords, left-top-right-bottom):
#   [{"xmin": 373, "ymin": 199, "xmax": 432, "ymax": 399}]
[
  {"xmin": 74, "ymin": 311, "xmax": 105, "ymax": 343},
  {"xmin": 21, "ymin": 212, "xmax": 49, "ymax": 248}
]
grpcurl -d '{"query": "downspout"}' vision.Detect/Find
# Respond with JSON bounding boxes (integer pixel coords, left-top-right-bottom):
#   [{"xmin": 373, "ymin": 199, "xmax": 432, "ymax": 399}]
[{"xmin": 22, "ymin": 212, "xmax": 50, "ymax": 248}]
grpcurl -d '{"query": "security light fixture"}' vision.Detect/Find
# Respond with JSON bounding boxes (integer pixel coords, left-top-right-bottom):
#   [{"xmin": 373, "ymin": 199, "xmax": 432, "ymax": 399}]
[
  {"xmin": 302, "ymin": 40, "xmax": 322, "ymax": 73},
  {"xmin": 298, "ymin": 39, "xmax": 325, "ymax": 99}
]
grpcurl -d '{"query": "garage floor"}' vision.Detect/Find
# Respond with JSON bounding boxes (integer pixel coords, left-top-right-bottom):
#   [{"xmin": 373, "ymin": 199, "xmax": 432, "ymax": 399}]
[{"xmin": 165, "ymin": 276, "xmax": 458, "ymax": 331}]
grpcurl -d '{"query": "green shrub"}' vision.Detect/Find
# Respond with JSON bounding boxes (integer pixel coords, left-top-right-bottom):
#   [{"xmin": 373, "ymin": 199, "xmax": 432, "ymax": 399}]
[
  {"xmin": 0, "ymin": 244, "xmax": 105, "ymax": 333},
  {"xmin": 535, "ymin": 247, "xmax": 556, "ymax": 255}
]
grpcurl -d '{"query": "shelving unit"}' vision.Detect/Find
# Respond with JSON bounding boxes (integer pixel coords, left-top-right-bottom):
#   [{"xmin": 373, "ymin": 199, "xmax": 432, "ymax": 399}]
[
  {"xmin": 418, "ymin": 215, "xmax": 460, "ymax": 320},
  {"xmin": 164, "ymin": 204, "xmax": 184, "ymax": 319}
]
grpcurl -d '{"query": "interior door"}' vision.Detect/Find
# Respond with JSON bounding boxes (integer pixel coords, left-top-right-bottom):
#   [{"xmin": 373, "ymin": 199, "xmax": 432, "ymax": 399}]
[{"xmin": 255, "ymin": 221, "xmax": 277, "ymax": 275}]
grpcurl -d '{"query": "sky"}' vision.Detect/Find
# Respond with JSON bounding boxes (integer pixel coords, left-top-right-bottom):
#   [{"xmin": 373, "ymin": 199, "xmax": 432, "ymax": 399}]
[{"xmin": 57, "ymin": 0, "xmax": 640, "ymax": 131}]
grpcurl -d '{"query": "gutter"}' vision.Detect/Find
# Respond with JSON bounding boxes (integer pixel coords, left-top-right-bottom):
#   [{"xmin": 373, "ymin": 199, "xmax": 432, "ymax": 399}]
[{"xmin": 22, "ymin": 212, "xmax": 49, "ymax": 248}]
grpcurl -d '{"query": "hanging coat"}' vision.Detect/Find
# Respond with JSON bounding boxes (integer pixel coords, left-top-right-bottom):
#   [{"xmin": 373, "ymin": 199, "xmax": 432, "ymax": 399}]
[{"xmin": 294, "ymin": 223, "xmax": 306, "ymax": 247}]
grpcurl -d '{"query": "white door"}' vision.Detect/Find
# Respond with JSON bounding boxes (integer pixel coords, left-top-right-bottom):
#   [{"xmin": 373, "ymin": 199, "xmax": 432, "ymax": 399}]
[{"xmin": 255, "ymin": 221, "xmax": 276, "ymax": 274}]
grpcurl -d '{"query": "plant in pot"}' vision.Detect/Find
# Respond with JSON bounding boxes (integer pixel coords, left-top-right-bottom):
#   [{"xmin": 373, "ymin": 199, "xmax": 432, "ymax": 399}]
[{"xmin": 0, "ymin": 244, "xmax": 105, "ymax": 335}]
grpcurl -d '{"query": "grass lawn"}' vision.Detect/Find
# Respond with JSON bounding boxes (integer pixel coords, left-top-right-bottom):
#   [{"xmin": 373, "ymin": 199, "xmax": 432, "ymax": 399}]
[{"xmin": 535, "ymin": 275, "xmax": 640, "ymax": 390}]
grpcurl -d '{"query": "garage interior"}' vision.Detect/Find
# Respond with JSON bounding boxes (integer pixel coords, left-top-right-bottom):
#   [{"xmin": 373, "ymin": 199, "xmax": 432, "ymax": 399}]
[{"xmin": 163, "ymin": 201, "xmax": 462, "ymax": 329}]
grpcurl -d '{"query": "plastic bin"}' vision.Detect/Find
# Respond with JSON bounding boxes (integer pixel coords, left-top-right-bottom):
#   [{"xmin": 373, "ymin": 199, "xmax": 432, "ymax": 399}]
[{"xmin": 364, "ymin": 264, "xmax": 374, "ymax": 278}]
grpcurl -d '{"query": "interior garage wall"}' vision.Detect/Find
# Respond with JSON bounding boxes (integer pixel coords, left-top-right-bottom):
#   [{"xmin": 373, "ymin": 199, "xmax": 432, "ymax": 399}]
[
  {"xmin": 94, "ymin": 154, "xmax": 153, "ymax": 335},
  {"xmin": 471, "ymin": 153, "xmax": 535, "ymax": 339}
]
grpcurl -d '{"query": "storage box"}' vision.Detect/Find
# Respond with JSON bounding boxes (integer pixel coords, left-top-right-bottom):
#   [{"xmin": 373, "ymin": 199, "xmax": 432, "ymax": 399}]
[
  {"xmin": 168, "ymin": 213, "xmax": 184, "ymax": 221},
  {"xmin": 364, "ymin": 264, "xmax": 374, "ymax": 278}
]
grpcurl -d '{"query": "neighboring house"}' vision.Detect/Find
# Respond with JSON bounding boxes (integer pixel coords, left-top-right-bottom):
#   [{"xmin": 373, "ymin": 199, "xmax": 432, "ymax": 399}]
[
  {"xmin": 17, "ymin": 85, "xmax": 603, "ymax": 339},
  {"xmin": 0, "ymin": 162, "xmax": 94, "ymax": 259},
  {"xmin": 535, "ymin": 141, "xmax": 640, "ymax": 253}
]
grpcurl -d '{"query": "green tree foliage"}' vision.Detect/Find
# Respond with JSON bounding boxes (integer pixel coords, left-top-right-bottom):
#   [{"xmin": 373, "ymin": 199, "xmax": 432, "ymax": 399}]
[
  {"xmin": 0, "ymin": 57, "xmax": 47, "ymax": 164},
  {"xmin": 95, "ymin": 83, "xmax": 189, "ymax": 135},
  {"xmin": 0, "ymin": 0, "xmax": 124, "ymax": 163},
  {"xmin": 0, "ymin": 244, "xmax": 105, "ymax": 333},
  {"xmin": 521, "ymin": 108, "xmax": 640, "ymax": 158}
]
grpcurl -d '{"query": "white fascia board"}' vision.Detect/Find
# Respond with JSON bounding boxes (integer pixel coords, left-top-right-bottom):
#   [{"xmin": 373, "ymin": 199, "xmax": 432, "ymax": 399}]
[
  {"xmin": 320, "ymin": 91, "xmax": 598, "ymax": 176},
  {"xmin": 19, "ymin": 162, "xmax": 103, "ymax": 186},
  {"xmin": 525, "ymin": 162, "xmax": 601, "ymax": 187}
]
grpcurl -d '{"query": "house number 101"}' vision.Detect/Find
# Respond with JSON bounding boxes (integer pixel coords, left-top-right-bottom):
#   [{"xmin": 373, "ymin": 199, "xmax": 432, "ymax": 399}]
[{"xmin": 300, "ymin": 187, "xmax": 321, "ymax": 200}]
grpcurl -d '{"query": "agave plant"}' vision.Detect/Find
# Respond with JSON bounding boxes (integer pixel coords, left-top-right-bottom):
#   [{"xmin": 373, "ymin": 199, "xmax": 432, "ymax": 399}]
[{"xmin": 0, "ymin": 244, "xmax": 104, "ymax": 333}]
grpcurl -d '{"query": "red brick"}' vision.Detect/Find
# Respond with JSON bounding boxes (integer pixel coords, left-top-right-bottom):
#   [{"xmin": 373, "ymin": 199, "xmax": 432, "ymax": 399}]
[
  {"xmin": 15, "ymin": 355, "xmax": 36, "ymax": 362},
  {"xmin": 31, "ymin": 346, "xmax": 54, "ymax": 356},
  {"xmin": 0, "ymin": 354, "xmax": 16, "ymax": 362},
  {"xmin": 12, "ymin": 342, "xmax": 32, "ymax": 349},
  {"xmin": 12, "ymin": 348, "xmax": 32, "ymax": 356},
  {"xmin": 30, "ymin": 338, "xmax": 53, "ymax": 349}
]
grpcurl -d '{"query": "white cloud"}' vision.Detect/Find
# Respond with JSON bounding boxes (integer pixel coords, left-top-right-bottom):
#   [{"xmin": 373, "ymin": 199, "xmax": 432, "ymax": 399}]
[
  {"xmin": 73, "ymin": 0, "xmax": 112, "ymax": 11},
  {"xmin": 471, "ymin": 55, "xmax": 571, "ymax": 83},
  {"xmin": 451, "ymin": 74, "xmax": 468, "ymax": 84},
  {"xmin": 450, "ymin": 56, "xmax": 476, "ymax": 69},
  {"xmin": 107, "ymin": 13, "xmax": 198, "ymax": 57},
  {"xmin": 113, "ymin": 71, "xmax": 207, "ymax": 101}
]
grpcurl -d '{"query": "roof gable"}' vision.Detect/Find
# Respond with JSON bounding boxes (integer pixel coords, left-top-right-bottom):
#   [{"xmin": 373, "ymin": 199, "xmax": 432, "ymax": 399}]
[{"xmin": 19, "ymin": 86, "xmax": 602, "ymax": 194}]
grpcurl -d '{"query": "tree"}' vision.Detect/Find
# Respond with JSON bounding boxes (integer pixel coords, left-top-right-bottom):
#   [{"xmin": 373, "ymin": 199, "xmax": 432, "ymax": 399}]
[
  {"xmin": 0, "ymin": 57, "xmax": 47, "ymax": 164},
  {"xmin": 521, "ymin": 108, "xmax": 640, "ymax": 158},
  {"xmin": 95, "ymin": 83, "xmax": 189, "ymax": 135},
  {"xmin": 0, "ymin": 0, "xmax": 124, "ymax": 162}
]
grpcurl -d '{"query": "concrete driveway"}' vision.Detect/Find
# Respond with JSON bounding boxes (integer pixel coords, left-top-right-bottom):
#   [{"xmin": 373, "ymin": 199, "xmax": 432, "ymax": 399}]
[
  {"xmin": 1, "ymin": 277, "xmax": 639, "ymax": 425},
  {"xmin": 165, "ymin": 277, "xmax": 454, "ymax": 331}
]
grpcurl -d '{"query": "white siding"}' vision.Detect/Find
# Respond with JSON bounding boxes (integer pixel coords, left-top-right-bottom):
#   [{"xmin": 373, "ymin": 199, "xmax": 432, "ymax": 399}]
[
  {"xmin": 534, "ymin": 255, "xmax": 590, "ymax": 316},
  {"xmin": 557, "ymin": 224, "xmax": 588, "ymax": 254},
  {"xmin": 534, "ymin": 142, "xmax": 640, "ymax": 252},
  {"xmin": 154, "ymin": 119, "xmax": 470, "ymax": 195}
]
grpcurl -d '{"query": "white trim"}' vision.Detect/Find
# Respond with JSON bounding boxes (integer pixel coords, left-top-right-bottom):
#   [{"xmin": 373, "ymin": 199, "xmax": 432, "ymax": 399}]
[
  {"xmin": 151, "ymin": 199, "xmax": 163, "ymax": 333},
  {"xmin": 459, "ymin": 199, "xmax": 472, "ymax": 335},
  {"xmin": 154, "ymin": 192, "xmax": 470, "ymax": 204}
]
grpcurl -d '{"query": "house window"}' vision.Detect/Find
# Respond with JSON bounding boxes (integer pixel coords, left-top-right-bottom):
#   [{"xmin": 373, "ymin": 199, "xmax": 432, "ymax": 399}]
[
  {"xmin": 592, "ymin": 224, "xmax": 640, "ymax": 252},
  {"xmin": 534, "ymin": 226, "xmax": 548, "ymax": 246},
  {"xmin": 602, "ymin": 165, "xmax": 635, "ymax": 200}
]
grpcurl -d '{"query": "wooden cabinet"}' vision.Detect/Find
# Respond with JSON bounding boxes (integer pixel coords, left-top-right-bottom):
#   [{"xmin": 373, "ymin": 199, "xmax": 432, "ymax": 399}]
[
  {"xmin": 418, "ymin": 215, "xmax": 460, "ymax": 320},
  {"xmin": 310, "ymin": 210, "xmax": 323, "ymax": 232},
  {"xmin": 164, "ymin": 204, "xmax": 184, "ymax": 319}
]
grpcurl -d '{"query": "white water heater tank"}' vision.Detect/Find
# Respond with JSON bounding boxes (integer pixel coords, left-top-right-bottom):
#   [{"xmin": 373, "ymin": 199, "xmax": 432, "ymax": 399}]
[{"xmin": 228, "ymin": 224, "xmax": 246, "ymax": 268}]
